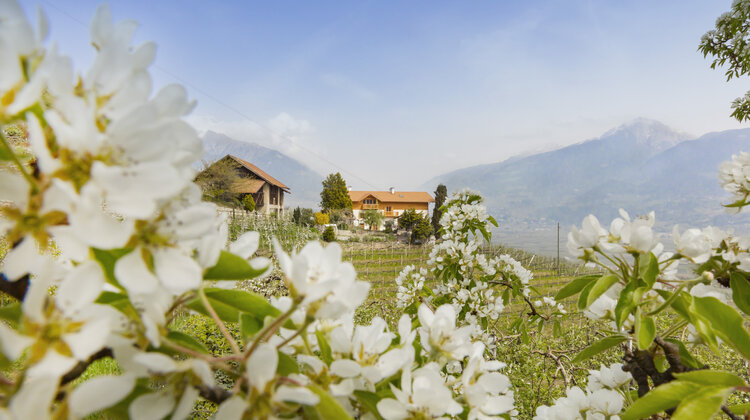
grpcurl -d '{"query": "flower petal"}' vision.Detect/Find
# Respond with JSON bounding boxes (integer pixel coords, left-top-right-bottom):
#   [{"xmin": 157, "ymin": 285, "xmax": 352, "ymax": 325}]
[{"xmin": 69, "ymin": 374, "xmax": 136, "ymax": 418}]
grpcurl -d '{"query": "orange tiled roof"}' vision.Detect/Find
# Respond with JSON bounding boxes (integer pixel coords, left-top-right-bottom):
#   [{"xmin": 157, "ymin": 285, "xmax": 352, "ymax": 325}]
[
  {"xmin": 348, "ymin": 191, "xmax": 434, "ymax": 203},
  {"xmin": 228, "ymin": 155, "xmax": 290, "ymax": 192},
  {"xmin": 231, "ymin": 178, "xmax": 265, "ymax": 194}
]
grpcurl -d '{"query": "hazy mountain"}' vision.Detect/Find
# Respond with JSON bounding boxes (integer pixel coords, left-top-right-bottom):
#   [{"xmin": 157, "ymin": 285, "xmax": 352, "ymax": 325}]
[
  {"xmin": 201, "ymin": 131, "xmax": 322, "ymax": 208},
  {"xmin": 423, "ymin": 119, "xmax": 750, "ymax": 241}
]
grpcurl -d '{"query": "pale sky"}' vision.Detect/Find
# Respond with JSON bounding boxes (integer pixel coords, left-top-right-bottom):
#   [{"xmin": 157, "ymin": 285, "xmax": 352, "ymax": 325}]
[{"xmin": 20, "ymin": 0, "xmax": 750, "ymax": 189}]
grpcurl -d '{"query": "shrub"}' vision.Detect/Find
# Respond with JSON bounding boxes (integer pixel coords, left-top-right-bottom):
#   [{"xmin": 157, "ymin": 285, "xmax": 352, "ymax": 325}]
[
  {"xmin": 384, "ymin": 219, "xmax": 394, "ymax": 233},
  {"xmin": 241, "ymin": 194, "xmax": 255, "ymax": 212},
  {"xmin": 313, "ymin": 211, "xmax": 329, "ymax": 225},
  {"xmin": 322, "ymin": 226, "xmax": 336, "ymax": 242}
]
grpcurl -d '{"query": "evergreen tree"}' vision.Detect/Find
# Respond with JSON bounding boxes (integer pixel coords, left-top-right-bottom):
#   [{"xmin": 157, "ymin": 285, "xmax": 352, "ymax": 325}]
[
  {"xmin": 398, "ymin": 209, "xmax": 420, "ymax": 231},
  {"xmin": 411, "ymin": 214, "xmax": 433, "ymax": 244},
  {"xmin": 320, "ymin": 173, "xmax": 353, "ymax": 212},
  {"xmin": 431, "ymin": 184, "xmax": 447, "ymax": 238}
]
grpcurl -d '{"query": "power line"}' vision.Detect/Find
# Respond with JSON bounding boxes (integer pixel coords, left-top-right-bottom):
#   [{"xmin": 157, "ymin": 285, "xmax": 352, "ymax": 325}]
[{"xmin": 41, "ymin": 0, "xmax": 383, "ymax": 190}]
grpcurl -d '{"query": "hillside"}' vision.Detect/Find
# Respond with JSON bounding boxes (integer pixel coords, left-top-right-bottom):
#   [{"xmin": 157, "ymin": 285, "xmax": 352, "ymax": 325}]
[
  {"xmin": 201, "ymin": 131, "xmax": 323, "ymax": 208},
  {"xmin": 423, "ymin": 119, "xmax": 750, "ymax": 249}
]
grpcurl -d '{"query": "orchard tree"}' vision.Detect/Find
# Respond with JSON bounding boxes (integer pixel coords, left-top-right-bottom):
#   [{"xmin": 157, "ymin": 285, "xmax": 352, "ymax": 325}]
[
  {"xmin": 319, "ymin": 172, "xmax": 352, "ymax": 212},
  {"xmin": 360, "ymin": 209, "xmax": 383, "ymax": 230},
  {"xmin": 431, "ymin": 184, "xmax": 447, "ymax": 238}
]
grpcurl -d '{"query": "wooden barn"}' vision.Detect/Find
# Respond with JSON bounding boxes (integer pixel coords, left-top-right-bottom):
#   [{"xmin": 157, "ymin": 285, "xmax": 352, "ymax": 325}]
[{"xmin": 202, "ymin": 154, "xmax": 290, "ymax": 215}]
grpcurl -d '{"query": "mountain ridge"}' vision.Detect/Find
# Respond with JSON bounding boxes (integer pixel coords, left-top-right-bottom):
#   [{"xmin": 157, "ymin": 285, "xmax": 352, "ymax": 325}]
[{"xmin": 422, "ymin": 119, "xmax": 750, "ymax": 233}]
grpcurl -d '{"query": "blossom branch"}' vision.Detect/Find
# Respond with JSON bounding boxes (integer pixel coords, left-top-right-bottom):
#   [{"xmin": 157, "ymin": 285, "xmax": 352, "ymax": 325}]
[
  {"xmin": 244, "ymin": 299, "xmax": 299, "ymax": 360},
  {"xmin": 531, "ymin": 347, "xmax": 575, "ymax": 387},
  {"xmin": 160, "ymin": 338, "xmax": 236, "ymax": 373},
  {"xmin": 198, "ymin": 288, "xmax": 241, "ymax": 355}
]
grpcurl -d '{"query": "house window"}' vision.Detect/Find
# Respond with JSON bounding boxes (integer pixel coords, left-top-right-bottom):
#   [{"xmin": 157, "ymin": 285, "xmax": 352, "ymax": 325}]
[{"xmin": 386, "ymin": 206, "xmax": 391, "ymax": 212}]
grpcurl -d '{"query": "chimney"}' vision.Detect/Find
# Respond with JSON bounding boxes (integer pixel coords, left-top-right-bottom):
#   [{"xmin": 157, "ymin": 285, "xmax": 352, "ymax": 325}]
[{"xmin": 389, "ymin": 187, "xmax": 395, "ymax": 194}]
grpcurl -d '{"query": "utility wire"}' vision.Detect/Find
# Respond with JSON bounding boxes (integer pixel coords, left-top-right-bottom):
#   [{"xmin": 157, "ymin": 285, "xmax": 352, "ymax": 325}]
[{"xmin": 41, "ymin": 0, "xmax": 383, "ymax": 190}]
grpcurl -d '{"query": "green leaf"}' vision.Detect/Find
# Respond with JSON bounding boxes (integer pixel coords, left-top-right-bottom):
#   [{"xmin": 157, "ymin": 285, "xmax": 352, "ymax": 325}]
[
  {"xmin": 277, "ymin": 351, "xmax": 300, "ymax": 375},
  {"xmin": 0, "ymin": 351, "xmax": 10, "ymax": 370},
  {"xmin": 730, "ymin": 272, "xmax": 750, "ymax": 315},
  {"xmin": 674, "ymin": 370, "xmax": 747, "ymax": 387},
  {"xmin": 240, "ymin": 313, "xmax": 262, "ymax": 341},
  {"xmin": 615, "ymin": 281, "xmax": 639, "ymax": 329},
  {"xmin": 621, "ymin": 381, "xmax": 701, "ymax": 420},
  {"xmin": 204, "ymin": 250, "xmax": 268, "ymax": 280},
  {"xmin": 692, "ymin": 296, "xmax": 750, "ymax": 360},
  {"xmin": 637, "ymin": 314, "xmax": 656, "ymax": 350},
  {"xmin": 0, "ymin": 137, "xmax": 15, "ymax": 161},
  {"xmin": 671, "ymin": 386, "xmax": 732, "ymax": 420},
  {"xmin": 316, "ymin": 330, "xmax": 333, "ymax": 365},
  {"xmin": 302, "ymin": 405, "xmax": 323, "ymax": 420},
  {"xmin": 92, "ymin": 248, "xmax": 132, "ymax": 289},
  {"xmin": 95, "ymin": 291, "xmax": 138, "ymax": 319},
  {"xmin": 0, "ymin": 302, "xmax": 21, "ymax": 325},
  {"xmin": 353, "ymin": 390, "xmax": 384, "ymax": 420},
  {"xmin": 577, "ymin": 280, "xmax": 596, "ymax": 310},
  {"xmin": 186, "ymin": 288, "xmax": 281, "ymax": 323},
  {"xmin": 164, "ymin": 331, "xmax": 209, "ymax": 354},
  {"xmin": 555, "ymin": 274, "xmax": 600, "ymax": 301},
  {"xmin": 639, "ymin": 252, "xmax": 659, "ymax": 288},
  {"xmin": 586, "ymin": 274, "xmax": 620, "ymax": 308},
  {"xmin": 308, "ymin": 384, "xmax": 354, "ymax": 420},
  {"xmin": 655, "ymin": 289, "xmax": 691, "ymax": 320},
  {"xmin": 572, "ymin": 335, "xmax": 627, "ymax": 363}
]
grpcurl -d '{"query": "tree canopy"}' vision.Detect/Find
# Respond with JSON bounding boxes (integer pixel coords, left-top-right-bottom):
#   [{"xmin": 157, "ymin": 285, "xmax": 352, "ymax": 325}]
[
  {"xmin": 195, "ymin": 158, "xmax": 242, "ymax": 206},
  {"xmin": 700, "ymin": 1, "xmax": 750, "ymax": 122},
  {"xmin": 431, "ymin": 184, "xmax": 447, "ymax": 238},
  {"xmin": 360, "ymin": 209, "xmax": 383, "ymax": 230},
  {"xmin": 398, "ymin": 209, "xmax": 420, "ymax": 231},
  {"xmin": 320, "ymin": 172, "xmax": 352, "ymax": 212}
]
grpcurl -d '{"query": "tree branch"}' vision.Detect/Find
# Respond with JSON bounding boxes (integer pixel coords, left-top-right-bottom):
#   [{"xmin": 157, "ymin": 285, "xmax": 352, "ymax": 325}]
[
  {"xmin": 721, "ymin": 405, "xmax": 743, "ymax": 420},
  {"xmin": 59, "ymin": 347, "xmax": 114, "ymax": 386},
  {"xmin": 0, "ymin": 273, "xmax": 29, "ymax": 301},
  {"xmin": 197, "ymin": 383, "xmax": 232, "ymax": 405}
]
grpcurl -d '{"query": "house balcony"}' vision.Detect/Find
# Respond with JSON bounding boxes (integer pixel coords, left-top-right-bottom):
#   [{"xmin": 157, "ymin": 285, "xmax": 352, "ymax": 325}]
[
  {"xmin": 362, "ymin": 204, "xmax": 379, "ymax": 210},
  {"xmin": 383, "ymin": 211, "xmax": 395, "ymax": 217}
]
